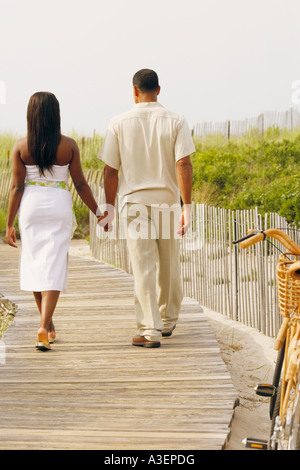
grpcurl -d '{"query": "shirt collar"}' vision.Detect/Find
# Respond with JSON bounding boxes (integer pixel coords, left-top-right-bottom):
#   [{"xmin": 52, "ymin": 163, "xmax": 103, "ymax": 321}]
[{"xmin": 134, "ymin": 102, "xmax": 164, "ymax": 108}]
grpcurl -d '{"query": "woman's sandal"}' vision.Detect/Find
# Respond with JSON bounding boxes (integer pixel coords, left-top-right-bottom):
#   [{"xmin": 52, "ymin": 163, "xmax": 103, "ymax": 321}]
[
  {"xmin": 35, "ymin": 329, "xmax": 51, "ymax": 351},
  {"xmin": 48, "ymin": 333, "xmax": 56, "ymax": 344}
]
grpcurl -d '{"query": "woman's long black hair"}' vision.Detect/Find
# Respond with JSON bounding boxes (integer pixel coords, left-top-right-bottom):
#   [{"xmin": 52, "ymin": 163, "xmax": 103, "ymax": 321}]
[{"xmin": 27, "ymin": 91, "xmax": 61, "ymax": 175}]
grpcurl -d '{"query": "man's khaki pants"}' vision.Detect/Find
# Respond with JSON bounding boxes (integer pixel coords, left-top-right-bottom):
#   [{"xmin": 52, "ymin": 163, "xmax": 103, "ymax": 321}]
[{"xmin": 122, "ymin": 203, "xmax": 183, "ymax": 341}]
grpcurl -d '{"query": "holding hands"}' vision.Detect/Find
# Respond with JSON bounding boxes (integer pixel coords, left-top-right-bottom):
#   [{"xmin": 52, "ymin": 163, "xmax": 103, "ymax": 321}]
[
  {"xmin": 96, "ymin": 204, "xmax": 191, "ymax": 237},
  {"xmin": 96, "ymin": 205, "xmax": 115, "ymax": 232}
]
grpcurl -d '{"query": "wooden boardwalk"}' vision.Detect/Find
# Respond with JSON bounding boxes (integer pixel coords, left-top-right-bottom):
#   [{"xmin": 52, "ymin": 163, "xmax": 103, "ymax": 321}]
[{"xmin": 0, "ymin": 240, "xmax": 237, "ymax": 450}]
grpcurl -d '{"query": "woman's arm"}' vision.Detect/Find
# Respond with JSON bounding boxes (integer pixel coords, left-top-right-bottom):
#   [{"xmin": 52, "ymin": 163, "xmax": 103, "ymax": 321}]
[
  {"xmin": 69, "ymin": 140, "xmax": 99, "ymax": 215},
  {"xmin": 6, "ymin": 141, "xmax": 26, "ymax": 248}
]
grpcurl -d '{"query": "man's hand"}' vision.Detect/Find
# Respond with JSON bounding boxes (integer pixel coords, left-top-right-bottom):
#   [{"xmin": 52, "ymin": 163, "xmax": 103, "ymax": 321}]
[
  {"xmin": 6, "ymin": 225, "xmax": 18, "ymax": 248},
  {"xmin": 176, "ymin": 205, "xmax": 191, "ymax": 236}
]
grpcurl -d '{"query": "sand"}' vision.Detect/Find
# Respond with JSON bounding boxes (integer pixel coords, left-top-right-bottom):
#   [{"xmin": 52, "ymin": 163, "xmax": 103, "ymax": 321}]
[
  {"xmin": 204, "ymin": 307, "xmax": 277, "ymax": 450},
  {"xmin": 69, "ymin": 239, "xmax": 278, "ymax": 451}
]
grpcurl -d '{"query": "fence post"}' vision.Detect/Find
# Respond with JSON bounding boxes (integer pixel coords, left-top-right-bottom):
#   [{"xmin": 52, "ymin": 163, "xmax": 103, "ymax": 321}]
[
  {"xmin": 227, "ymin": 120, "xmax": 231, "ymax": 140},
  {"xmin": 233, "ymin": 215, "xmax": 238, "ymax": 321}
]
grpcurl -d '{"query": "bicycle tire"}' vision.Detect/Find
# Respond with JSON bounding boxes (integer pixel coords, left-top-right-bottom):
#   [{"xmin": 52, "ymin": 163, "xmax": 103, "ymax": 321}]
[
  {"xmin": 287, "ymin": 370, "xmax": 300, "ymax": 450},
  {"xmin": 295, "ymin": 428, "xmax": 300, "ymax": 450},
  {"xmin": 270, "ymin": 381, "xmax": 281, "ymax": 448},
  {"xmin": 270, "ymin": 340, "xmax": 286, "ymax": 420},
  {"xmin": 290, "ymin": 410, "xmax": 300, "ymax": 450}
]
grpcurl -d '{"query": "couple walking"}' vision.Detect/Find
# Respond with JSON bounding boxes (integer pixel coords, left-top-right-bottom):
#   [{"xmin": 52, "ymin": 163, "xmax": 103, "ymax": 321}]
[{"xmin": 6, "ymin": 69, "xmax": 195, "ymax": 351}]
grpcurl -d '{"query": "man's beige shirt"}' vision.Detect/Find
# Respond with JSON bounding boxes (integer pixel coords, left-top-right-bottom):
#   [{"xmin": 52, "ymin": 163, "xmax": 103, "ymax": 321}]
[{"xmin": 98, "ymin": 102, "xmax": 195, "ymax": 208}]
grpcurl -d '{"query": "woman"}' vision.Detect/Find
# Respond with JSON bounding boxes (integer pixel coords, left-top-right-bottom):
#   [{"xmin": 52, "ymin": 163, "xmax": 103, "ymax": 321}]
[{"xmin": 6, "ymin": 91, "xmax": 101, "ymax": 351}]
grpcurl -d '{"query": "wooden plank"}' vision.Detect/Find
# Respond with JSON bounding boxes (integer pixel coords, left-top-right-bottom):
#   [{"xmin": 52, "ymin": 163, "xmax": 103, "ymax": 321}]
[{"xmin": 0, "ymin": 240, "xmax": 237, "ymax": 450}]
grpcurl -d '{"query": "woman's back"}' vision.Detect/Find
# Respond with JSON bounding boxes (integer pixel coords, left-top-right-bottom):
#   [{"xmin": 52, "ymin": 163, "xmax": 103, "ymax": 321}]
[
  {"xmin": 25, "ymin": 163, "xmax": 70, "ymax": 183},
  {"xmin": 18, "ymin": 134, "xmax": 76, "ymax": 167}
]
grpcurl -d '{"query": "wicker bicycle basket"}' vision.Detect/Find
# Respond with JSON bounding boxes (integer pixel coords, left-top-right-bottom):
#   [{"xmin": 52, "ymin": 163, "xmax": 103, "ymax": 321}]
[{"xmin": 277, "ymin": 254, "xmax": 300, "ymax": 318}]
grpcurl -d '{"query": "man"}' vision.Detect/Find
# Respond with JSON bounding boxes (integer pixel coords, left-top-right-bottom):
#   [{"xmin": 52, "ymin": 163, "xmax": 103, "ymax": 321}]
[{"xmin": 98, "ymin": 69, "xmax": 195, "ymax": 348}]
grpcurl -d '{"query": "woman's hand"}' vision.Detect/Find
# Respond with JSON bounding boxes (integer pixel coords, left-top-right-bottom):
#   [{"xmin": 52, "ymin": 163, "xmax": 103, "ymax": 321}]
[
  {"xmin": 6, "ymin": 225, "xmax": 18, "ymax": 248},
  {"xmin": 97, "ymin": 205, "xmax": 115, "ymax": 232}
]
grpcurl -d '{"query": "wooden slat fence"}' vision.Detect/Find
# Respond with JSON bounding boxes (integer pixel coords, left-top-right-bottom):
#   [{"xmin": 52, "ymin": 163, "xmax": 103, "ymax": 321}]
[
  {"xmin": 0, "ymin": 158, "xmax": 12, "ymax": 212},
  {"xmin": 90, "ymin": 183, "xmax": 300, "ymax": 339},
  {"xmin": 193, "ymin": 107, "xmax": 300, "ymax": 139}
]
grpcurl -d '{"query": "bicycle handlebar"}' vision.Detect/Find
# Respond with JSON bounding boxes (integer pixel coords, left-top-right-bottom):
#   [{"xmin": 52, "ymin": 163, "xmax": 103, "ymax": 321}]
[{"xmin": 233, "ymin": 229, "xmax": 300, "ymax": 255}]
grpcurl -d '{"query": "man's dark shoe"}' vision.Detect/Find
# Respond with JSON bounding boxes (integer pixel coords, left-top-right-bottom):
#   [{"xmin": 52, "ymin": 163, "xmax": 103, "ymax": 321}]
[
  {"xmin": 162, "ymin": 325, "xmax": 176, "ymax": 337},
  {"xmin": 132, "ymin": 335, "xmax": 161, "ymax": 348}
]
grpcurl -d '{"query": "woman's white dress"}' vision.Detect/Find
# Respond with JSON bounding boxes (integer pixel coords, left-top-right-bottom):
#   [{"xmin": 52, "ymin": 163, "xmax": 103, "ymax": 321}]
[{"xmin": 18, "ymin": 164, "xmax": 73, "ymax": 292}]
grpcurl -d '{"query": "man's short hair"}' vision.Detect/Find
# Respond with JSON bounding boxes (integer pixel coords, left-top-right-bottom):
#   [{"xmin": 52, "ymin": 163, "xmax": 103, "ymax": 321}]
[{"xmin": 132, "ymin": 69, "xmax": 159, "ymax": 92}]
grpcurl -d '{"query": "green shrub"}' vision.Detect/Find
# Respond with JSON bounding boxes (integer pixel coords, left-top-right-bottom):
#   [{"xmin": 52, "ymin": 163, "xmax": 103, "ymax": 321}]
[
  {"xmin": 0, "ymin": 209, "xmax": 6, "ymax": 234},
  {"xmin": 73, "ymin": 205, "xmax": 90, "ymax": 238},
  {"xmin": 191, "ymin": 128, "xmax": 300, "ymax": 226}
]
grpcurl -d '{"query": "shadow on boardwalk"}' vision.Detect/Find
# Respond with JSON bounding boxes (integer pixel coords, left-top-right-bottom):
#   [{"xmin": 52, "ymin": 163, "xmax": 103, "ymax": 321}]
[{"xmin": 0, "ymin": 240, "xmax": 237, "ymax": 450}]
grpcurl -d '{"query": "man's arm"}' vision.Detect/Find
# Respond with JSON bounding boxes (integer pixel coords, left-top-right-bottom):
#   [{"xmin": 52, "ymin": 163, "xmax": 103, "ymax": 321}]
[
  {"xmin": 99, "ymin": 164, "xmax": 119, "ymax": 231},
  {"xmin": 176, "ymin": 156, "xmax": 193, "ymax": 235},
  {"xmin": 104, "ymin": 164, "xmax": 119, "ymax": 206}
]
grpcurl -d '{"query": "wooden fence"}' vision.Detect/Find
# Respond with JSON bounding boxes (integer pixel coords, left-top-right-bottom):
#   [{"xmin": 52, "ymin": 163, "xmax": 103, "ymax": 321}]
[
  {"xmin": 192, "ymin": 107, "xmax": 300, "ymax": 139},
  {"xmin": 90, "ymin": 183, "xmax": 300, "ymax": 338},
  {"xmin": 0, "ymin": 157, "xmax": 12, "ymax": 212}
]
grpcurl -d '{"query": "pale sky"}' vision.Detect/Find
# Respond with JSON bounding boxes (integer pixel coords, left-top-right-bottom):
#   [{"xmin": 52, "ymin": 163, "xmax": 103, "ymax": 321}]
[{"xmin": 0, "ymin": 0, "xmax": 299, "ymax": 136}]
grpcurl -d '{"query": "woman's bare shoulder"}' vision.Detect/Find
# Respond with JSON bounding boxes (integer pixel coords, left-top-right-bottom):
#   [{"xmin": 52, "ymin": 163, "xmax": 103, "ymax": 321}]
[
  {"xmin": 13, "ymin": 136, "xmax": 27, "ymax": 151},
  {"xmin": 55, "ymin": 135, "xmax": 79, "ymax": 164},
  {"xmin": 12, "ymin": 137, "xmax": 30, "ymax": 162},
  {"xmin": 60, "ymin": 134, "xmax": 79, "ymax": 150}
]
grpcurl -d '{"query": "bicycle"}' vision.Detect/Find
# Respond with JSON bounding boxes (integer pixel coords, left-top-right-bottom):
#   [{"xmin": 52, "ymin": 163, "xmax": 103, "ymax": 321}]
[{"xmin": 234, "ymin": 229, "xmax": 300, "ymax": 450}]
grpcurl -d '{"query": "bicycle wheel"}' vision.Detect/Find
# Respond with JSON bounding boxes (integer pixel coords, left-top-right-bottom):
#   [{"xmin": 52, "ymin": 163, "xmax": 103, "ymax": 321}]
[
  {"xmin": 270, "ymin": 381, "xmax": 281, "ymax": 447},
  {"xmin": 287, "ymin": 370, "xmax": 300, "ymax": 450},
  {"xmin": 270, "ymin": 340, "xmax": 285, "ymax": 420}
]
